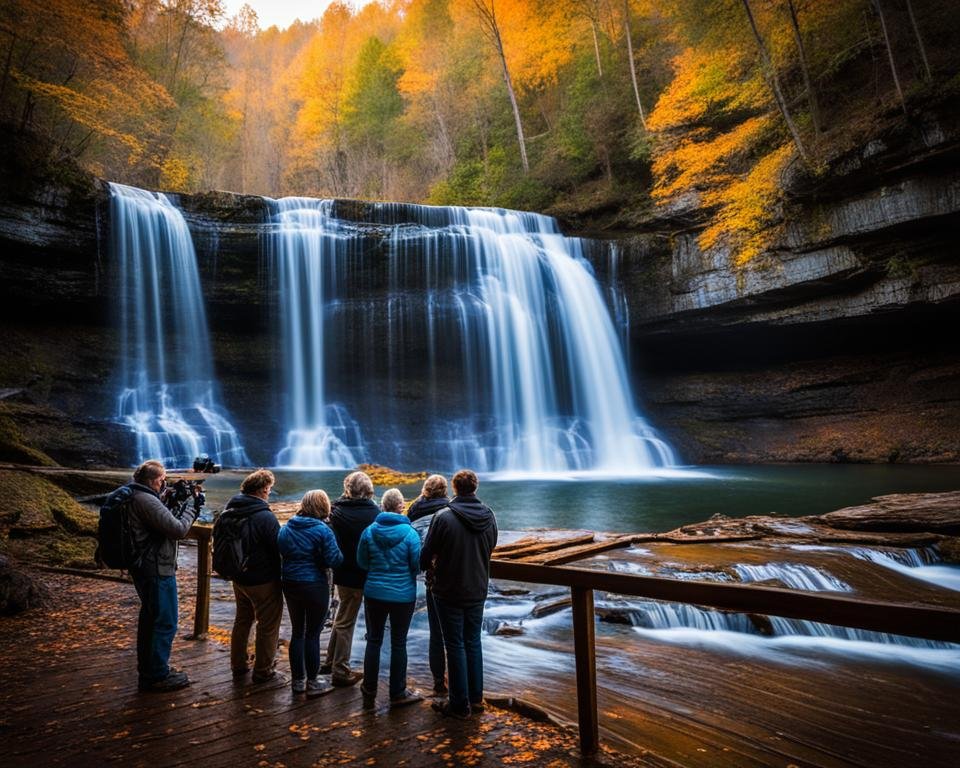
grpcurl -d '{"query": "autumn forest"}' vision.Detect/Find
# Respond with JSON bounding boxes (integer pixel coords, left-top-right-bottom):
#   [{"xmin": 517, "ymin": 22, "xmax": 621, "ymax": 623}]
[{"xmin": 2, "ymin": 0, "xmax": 959, "ymax": 263}]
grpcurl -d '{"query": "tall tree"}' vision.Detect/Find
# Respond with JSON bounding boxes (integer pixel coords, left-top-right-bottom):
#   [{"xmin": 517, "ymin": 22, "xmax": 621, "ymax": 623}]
[
  {"xmin": 904, "ymin": 0, "xmax": 931, "ymax": 80},
  {"xmin": 786, "ymin": 0, "xmax": 821, "ymax": 136},
  {"xmin": 623, "ymin": 0, "xmax": 647, "ymax": 128},
  {"xmin": 470, "ymin": 0, "xmax": 529, "ymax": 172},
  {"xmin": 871, "ymin": 0, "xmax": 908, "ymax": 115},
  {"xmin": 740, "ymin": 0, "xmax": 809, "ymax": 163}
]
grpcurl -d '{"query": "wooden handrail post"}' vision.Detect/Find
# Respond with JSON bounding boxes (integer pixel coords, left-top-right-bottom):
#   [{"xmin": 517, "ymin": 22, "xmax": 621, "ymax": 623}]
[
  {"xmin": 571, "ymin": 586, "xmax": 599, "ymax": 755},
  {"xmin": 190, "ymin": 528, "xmax": 212, "ymax": 640}
]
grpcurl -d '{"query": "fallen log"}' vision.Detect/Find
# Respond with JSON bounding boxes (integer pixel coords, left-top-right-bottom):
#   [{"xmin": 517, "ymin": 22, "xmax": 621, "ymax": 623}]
[
  {"xmin": 520, "ymin": 535, "xmax": 639, "ymax": 565},
  {"xmin": 496, "ymin": 533, "xmax": 596, "ymax": 560}
]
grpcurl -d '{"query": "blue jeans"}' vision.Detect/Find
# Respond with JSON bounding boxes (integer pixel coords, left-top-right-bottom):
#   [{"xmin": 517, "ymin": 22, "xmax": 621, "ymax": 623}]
[
  {"xmin": 363, "ymin": 597, "xmax": 415, "ymax": 699},
  {"xmin": 435, "ymin": 597, "xmax": 485, "ymax": 714},
  {"xmin": 282, "ymin": 579, "xmax": 330, "ymax": 682},
  {"xmin": 426, "ymin": 590, "xmax": 446, "ymax": 686},
  {"xmin": 131, "ymin": 570, "xmax": 178, "ymax": 683}
]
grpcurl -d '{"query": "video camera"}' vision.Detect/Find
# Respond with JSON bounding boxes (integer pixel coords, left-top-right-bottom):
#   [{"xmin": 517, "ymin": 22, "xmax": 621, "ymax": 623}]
[
  {"xmin": 192, "ymin": 454, "xmax": 221, "ymax": 473},
  {"xmin": 161, "ymin": 477, "xmax": 206, "ymax": 519}
]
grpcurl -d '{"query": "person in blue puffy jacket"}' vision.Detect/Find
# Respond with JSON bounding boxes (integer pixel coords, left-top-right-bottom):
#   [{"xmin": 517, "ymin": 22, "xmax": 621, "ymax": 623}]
[
  {"xmin": 356, "ymin": 488, "xmax": 423, "ymax": 709},
  {"xmin": 277, "ymin": 490, "xmax": 343, "ymax": 697}
]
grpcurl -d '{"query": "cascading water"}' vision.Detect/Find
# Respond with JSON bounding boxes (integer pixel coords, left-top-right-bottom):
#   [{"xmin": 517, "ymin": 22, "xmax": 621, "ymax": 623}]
[
  {"xmin": 268, "ymin": 198, "xmax": 367, "ymax": 468},
  {"xmin": 111, "ymin": 183, "xmax": 249, "ymax": 467},
  {"xmin": 266, "ymin": 198, "xmax": 675, "ymax": 474}
]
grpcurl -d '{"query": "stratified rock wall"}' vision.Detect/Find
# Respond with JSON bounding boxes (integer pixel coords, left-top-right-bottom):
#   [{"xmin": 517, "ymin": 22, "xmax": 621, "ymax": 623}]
[
  {"xmin": 590, "ymin": 112, "xmax": 960, "ymax": 464},
  {"xmin": 0, "ymin": 113, "xmax": 958, "ymax": 467}
]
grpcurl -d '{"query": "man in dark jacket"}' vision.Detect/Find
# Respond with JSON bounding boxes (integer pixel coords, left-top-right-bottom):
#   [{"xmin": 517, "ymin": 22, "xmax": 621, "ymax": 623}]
[
  {"xmin": 221, "ymin": 468, "xmax": 283, "ymax": 683},
  {"xmin": 320, "ymin": 470, "xmax": 379, "ymax": 687},
  {"xmin": 127, "ymin": 460, "xmax": 200, "ymax": 692},
  {"xmin": 420, "ymin": 469, "xmax": 498, "ymax": 718}
]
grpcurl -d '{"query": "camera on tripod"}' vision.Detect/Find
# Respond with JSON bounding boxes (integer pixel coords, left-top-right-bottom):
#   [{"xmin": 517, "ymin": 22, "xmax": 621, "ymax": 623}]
[
  {"xmin": 192, "ymin": 454, "xmax": 221, "ymax": 473},
  {"xmin": 162, "ymin": 477, "xmax": 206, "ymax": 519}
]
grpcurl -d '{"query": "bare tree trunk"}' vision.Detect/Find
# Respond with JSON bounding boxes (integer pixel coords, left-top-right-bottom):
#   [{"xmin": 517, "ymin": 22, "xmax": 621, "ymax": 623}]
[
  {"xmin": 904, "ymin": 0, "xmax": 931, "ymax": 80},
  {"xmin": 786, "ymin": 0, "xmax": 821, "ymax": 135},
  {"xmin": 623, "ymin": 0, "xmax": 646, "ymax": 128},
  {"xmin": 590, "ymin": 20, "xmax": 603, "ymax": 77},
  {"xmin": 740, "ymin": 0, "xmax": 809, "ymax": 164},
  {"xmin": 472, "ymin": 1, "xmax": 529, "ymax": 172},
  {"xmin": 872, "ymin": 0, "xmax": 908, "ymax": 115},
  {"xmin": 0, "ymin": 33, "xmax": 15, "ymax": 115}
]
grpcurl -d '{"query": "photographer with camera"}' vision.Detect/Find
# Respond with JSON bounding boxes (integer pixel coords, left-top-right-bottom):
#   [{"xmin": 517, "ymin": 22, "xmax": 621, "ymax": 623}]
[{"xmin": 127, "ymin": 460, "xmax": 200, "ymax": 692}]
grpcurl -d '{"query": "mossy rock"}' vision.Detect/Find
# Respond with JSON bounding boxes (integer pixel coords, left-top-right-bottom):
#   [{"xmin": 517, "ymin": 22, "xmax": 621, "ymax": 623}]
[
  {"xmin": 0, "ymin": 408, "xmax": 57, "ymax": 467},
  {"xmin": 0, "ymin": 470, "xmax": 98, "ymax": 567}
]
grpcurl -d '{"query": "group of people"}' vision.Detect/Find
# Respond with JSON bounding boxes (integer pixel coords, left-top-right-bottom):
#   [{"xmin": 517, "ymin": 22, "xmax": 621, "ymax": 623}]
[{"xmin": 121, "ymin": 461, "xmax": 498, "ymax": 719}]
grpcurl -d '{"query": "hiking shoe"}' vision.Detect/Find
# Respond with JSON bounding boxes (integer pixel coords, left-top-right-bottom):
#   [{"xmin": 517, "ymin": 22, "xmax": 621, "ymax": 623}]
[
  {"xmin": 432, "ymin": 679, "xmax": 448, "ymax": 695},
  {"xmin": 470, "ymin": 700, "xmax": 486, "ymax": 714},
  {"xmin": 431, "ymin": 700, "xmax": 469, "ymax": 720},
  {"xmin": 331, "ymin": 671, "xmax": 363, "ymax": 687},
  {"xmin": 361, "ymin": 684, "xmax": 377, "ymax": 710},
  {"xmin": 232, "ymin": 667, "xmax": 250, "ymax": 678},
  {"xmin": 306, "ymin": 679, "xmax": 332, "ymax": 698},
  {"xmin": 319, "ymin": 663, "xmax": 333, "ymax": 675},
  {"xmin": 139, "ymin": 671, "xmax": 190, "ymax": 693},
  {"xmin": 252, "ymin": 670, "xmax": 283, "ymax": 684},
  {"xmin": 292, "ymin": 679, "xmax": 306, "ymax": 694},
  {"xmin": 390, "ymin": 689, "xmax": 424, "ymax": 708}
]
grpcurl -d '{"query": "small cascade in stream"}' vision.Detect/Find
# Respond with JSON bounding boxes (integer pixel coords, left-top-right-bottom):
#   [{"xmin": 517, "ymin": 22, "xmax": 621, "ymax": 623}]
[
  {"xmin": 110, "ymin": 183, "xmax": 249, "ymax": 467},
  {"xmin": 503, "ymin": 551, "xmax": 959, "ymax": 656},
  {"xmin": 265, "ymin": 198, "xmax": 675, "ymax": 473},
  {"xmin": 733, "ymin": 563, "xmax": 852, "ymax": 592}
]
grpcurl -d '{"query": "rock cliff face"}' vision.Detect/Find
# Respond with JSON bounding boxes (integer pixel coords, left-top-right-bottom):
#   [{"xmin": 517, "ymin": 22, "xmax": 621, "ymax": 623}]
[
  {"xmin": 587, "ymin": 111, "xmax": 960, "ymax": 464},
  {"xmin": 0, "ymin": 115, "xmax": 957, "ymax": 467}
]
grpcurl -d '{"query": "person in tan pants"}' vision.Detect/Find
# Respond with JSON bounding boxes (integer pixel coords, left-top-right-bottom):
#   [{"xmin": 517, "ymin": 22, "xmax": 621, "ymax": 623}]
[
  {"xmin": 320, "ymin": 471, "xmax": 380, "ymax": 686},
  {"xmin": 220, "ymin": 469, "xmax": 284, "ymax": 683}
]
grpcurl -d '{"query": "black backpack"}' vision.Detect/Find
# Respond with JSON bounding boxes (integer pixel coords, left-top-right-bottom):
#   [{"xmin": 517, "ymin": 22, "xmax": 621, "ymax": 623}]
[
  {"xmin": 213, "ymin": 510, "xmax": 250, "ymax": 579},
  {"xmin": 96, "ymin": 485, "xmax": 140, "ymax": 570}
]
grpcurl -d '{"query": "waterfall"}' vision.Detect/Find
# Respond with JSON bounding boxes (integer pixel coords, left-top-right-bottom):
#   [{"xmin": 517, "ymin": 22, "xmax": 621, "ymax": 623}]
[
  {"xmin": 110, "ymin": 183, "xmax": 249, "ymax": 468},
  {"xmin": 267, "ymin": 198, "xmax": 367, "ymax": 468},
  {"xmin": 266, "ymin": 198, "xmax": 675, "ymax": 474},
  {"xmin": 734, "ymin": 563, "xmax": 852, "ymax": 592}
]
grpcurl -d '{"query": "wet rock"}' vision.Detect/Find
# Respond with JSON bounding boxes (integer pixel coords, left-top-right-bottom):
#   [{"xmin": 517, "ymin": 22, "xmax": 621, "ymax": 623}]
[
  {"xmin": 531, "ymin": 596, "xmax": 572, "ymax": 619},
  {"xmin": 0, "ymin": 556, "xmax": 50, "ymax": 614},
  {"xmin": 820, "ymin": 491, "xmax": 960, "ymax": 534},
  {"xmin": 595, "ymin": 607, "xmax": 637, "ymax": 625}
]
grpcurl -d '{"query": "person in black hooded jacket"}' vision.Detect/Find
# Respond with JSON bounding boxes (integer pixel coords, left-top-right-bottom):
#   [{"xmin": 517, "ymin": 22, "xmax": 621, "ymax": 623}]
[
  {"xmin": 320, "ymin": 470, "xmax": 380, "ymax": 687},
  {"xmin": 420, "ymin": 469, "xmax": 497, "ymax": 718},
  {"xmin": 221, "ymin": 469, "xmax": 283, "ymax": 684},
  {"xmin": 407, "ymin": 474, "xmax": 450, "ymax": 693}
]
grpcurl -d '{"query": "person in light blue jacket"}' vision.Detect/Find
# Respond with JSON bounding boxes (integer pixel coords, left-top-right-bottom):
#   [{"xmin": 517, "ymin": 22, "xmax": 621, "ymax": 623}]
[
  {"xmin": 356, "ymin": 488, "xmax": 423, "ymax": 709},
  {"xmin": 278, "ymin": 490, "xmax": 343, "ymax": 697}
]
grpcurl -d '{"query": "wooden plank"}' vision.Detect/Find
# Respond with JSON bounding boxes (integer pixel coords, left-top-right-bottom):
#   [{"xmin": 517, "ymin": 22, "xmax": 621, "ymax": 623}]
[
  {"xmin": 490, "ymin": 559, "xmax": 960, "ymax": 643},
  {"xmin": 521, "ymin": 534, "xmax": 637, "ymax": 565},
  {"xmin": 571, "ymin": 586, "xmax": 599, "ymax": 755},
  {"xmin": 191, "ymin": 533, "xmax": 212, "ymax": 639},
  {"xmin": 495, "ymin": 533, "xmax": 596, "ymax": 559}
]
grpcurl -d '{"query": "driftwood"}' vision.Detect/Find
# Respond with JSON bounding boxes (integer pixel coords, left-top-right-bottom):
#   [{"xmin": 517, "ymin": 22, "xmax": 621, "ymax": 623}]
[
  {"xmin": 520, "ymin": 535, "xmax": 638, "ymax": 565},
  {"xmin": 495, "ymin": 533, "xmax": 595, "ymax": 560}
]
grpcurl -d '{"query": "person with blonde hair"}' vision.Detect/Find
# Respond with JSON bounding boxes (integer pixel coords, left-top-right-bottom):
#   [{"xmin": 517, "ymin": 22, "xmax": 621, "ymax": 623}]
[
  {"xmin": 219, "ymin": 468, "xmax": 283, "ymax": 684},
  {"xmin": 356, "ymin": 489, "xmax": 423, "ymax": 708},
  {"xmin": 278, "ymin": 490, "xmax": 343, "ymax": 696},
  {"xmin": 407, "ymin": 474, "xmax": 450, "ymax": 694},
  {"xmin": 320, "ymin": 470, "xmax": 379, "ymax": 686}
]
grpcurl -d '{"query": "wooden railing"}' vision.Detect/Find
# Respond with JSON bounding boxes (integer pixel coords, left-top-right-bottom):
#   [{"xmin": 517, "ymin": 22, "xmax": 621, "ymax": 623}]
[
  {"xmin": 184, "ymin": 526, "xmax": 960, "ymax": 755},
  {"xmin": 489, "ymin": 558, "xmax": 960, "ymax": 755}
]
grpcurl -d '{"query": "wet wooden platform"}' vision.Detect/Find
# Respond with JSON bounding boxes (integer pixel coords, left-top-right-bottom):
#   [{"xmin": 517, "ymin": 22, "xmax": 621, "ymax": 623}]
[{"xmin": 0, "ymin": 571, "xmax": 661, "ymax": 768}]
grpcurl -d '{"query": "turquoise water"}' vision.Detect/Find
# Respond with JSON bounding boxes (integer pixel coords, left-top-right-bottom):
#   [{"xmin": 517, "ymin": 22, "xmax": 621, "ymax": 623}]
[{"xmin": 199, "ymin": 464, "xmax": 960, "ymax": 532}]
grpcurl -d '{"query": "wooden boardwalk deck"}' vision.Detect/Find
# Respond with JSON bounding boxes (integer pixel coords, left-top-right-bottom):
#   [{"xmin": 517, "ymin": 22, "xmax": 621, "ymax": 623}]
[{"xmin": 0, "ymin": 571, "xmax": 662, "ymax": 768}]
